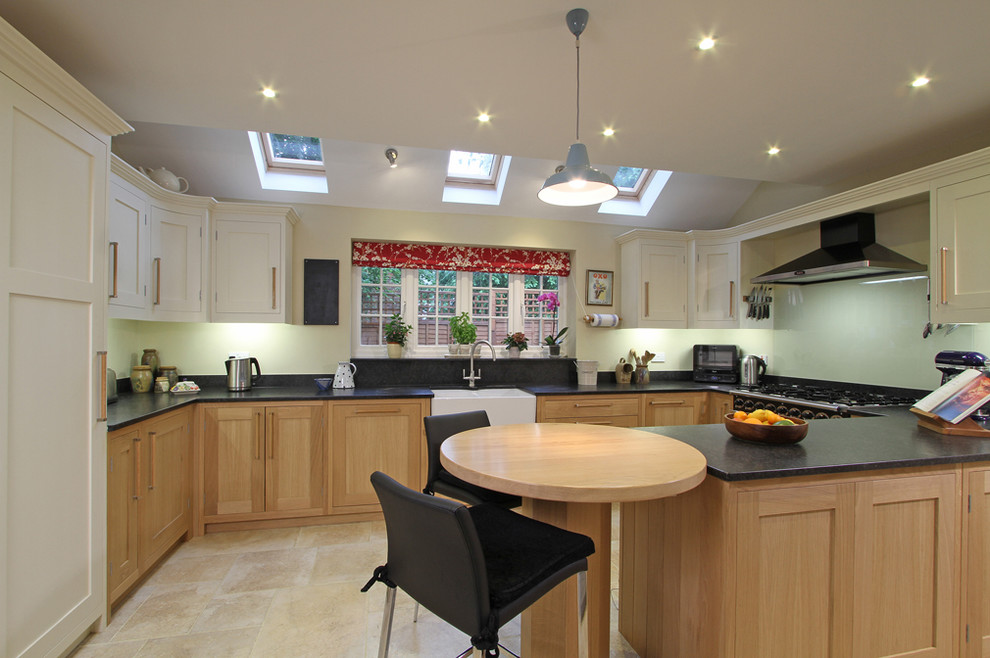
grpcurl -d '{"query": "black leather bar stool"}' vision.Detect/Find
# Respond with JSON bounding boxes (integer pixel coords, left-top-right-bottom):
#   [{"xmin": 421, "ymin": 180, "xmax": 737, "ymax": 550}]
[
  {"xmin": 423, "ymin": 410, "xmax": 521, "ymax": 509},
  {"xmin": 363, "ymin": 471, "xmax": 594, "ymax": 658}
]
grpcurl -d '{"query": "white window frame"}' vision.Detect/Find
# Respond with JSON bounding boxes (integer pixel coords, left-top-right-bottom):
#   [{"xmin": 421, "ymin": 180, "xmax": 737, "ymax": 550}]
[
  {"xmin": 352, "ymin": 267, "xmax": 567, "ymax": 358},
  {"xmin": 261, "ymin": 132, "xmax": 326, "ymax": 173}
]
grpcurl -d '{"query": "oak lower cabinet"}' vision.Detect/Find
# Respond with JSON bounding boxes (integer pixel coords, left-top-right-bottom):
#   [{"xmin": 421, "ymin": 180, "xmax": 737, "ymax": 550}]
[
  {"xmin": 620, "ymin": 466, "xmax": 959, "ymax": 658},
  {"xmin": 329, "ymin": 399, "xmax": 428, "ymax": 512},
  {"xmin": 108, "ymin": 408, "xmax": 192, "ymax": 607},
  {"xmin": 203, "ymin": 402, "xmax": 326, "ymax": 524},
  {"xmin": 964, "ymin": 463, "xmax": 990, "ymax": 657},
  {"xmin": 641, "ymin": 392, "xmax": 707, "ymax": 426},
  {"xmin": 537, "ymin": 395, "xmax": 641, "ymax": 426},
  {"xmin": 707, "ymin": 391, "xmax": 733, "ymax": 423}
]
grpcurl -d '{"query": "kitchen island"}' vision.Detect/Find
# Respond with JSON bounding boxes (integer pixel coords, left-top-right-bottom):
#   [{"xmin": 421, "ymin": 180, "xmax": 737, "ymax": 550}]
[{"xmin": 621, "ymin": 407, "xmax": 990, "ymax": 658}]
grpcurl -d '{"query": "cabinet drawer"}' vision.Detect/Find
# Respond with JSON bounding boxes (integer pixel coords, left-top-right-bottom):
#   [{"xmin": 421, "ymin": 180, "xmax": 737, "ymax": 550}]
[
  {"xmin": 547, "ymin": 415, "xmax": 642, "ymax": 427},
  {"xmin": 541, "ymin": 396, "xmax": 640, "ymax": 420}
]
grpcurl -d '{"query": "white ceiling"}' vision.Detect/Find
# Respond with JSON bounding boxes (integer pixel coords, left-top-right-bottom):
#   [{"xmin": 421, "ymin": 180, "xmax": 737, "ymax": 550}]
[{"xmin": 3, "ymin": 0, "xmax": 990, "ymax": 230}]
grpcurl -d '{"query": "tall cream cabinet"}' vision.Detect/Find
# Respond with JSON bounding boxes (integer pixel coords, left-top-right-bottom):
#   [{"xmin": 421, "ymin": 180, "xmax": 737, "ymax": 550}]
[
  {"xmin": 211, "ymin": 204, "xmax": 298, "ymax": 323},
  {"xmin": 692, "ymin": 240, "xmax": 740, "ymax": 328},
  {"xmin": 931, "ymin": 169, "xmax": 990, "ymax": 324},
  {"xmin": 0, "ymin": 17, "xmax": 130, "ymax": 657}
]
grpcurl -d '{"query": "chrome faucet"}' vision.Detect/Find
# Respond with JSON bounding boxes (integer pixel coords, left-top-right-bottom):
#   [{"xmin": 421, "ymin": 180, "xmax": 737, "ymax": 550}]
[{"xmin": 463, "ymin": 340, "xmax": 496, "ymax": 388}]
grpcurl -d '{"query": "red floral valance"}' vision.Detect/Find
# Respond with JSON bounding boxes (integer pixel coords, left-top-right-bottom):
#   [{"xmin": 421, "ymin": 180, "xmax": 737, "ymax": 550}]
[{"xmin": 352, "ymin": 241, "xmax": 570, "ymax": 276}]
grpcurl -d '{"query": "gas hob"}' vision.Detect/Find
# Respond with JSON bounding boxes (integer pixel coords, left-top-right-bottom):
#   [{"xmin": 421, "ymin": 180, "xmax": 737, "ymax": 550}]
[{"xmin": 732, "ymin": 384, "xmax": 918, "ymax": 420}]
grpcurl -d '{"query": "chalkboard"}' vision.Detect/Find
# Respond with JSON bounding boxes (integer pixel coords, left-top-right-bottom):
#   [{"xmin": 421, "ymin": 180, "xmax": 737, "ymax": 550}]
[{"xmin": 303, "ymin": 259, "xmax": 339, "ymax": 325}]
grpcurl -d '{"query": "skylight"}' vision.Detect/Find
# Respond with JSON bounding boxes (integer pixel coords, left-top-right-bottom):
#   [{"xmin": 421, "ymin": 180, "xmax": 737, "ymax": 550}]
[
  {"xmin": 262, "ymin": 133, "xmax": 325, "ymax": 172},
  {"xmin": 446, "ymin": 151, "xmax": 502, "ymax": 186},
  {"xmin": 614, "ymin": 166, "xmax": 650, "ymax": 198}
]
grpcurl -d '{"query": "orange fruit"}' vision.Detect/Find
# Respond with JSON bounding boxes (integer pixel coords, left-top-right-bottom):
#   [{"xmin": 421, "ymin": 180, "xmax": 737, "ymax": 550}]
[
  {"xmin": 733, "ymin": 411, "xmax": 748, "ymax": 420},
  {"xmin": 743, "ymin": 417, "xmax": 764, "ymax": 425}
]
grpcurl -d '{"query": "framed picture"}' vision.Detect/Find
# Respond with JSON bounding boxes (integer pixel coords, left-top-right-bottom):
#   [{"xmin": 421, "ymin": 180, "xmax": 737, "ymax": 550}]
[{"xmin": 586, "ymin": 269, "xmax": 613, "ymax": 306}]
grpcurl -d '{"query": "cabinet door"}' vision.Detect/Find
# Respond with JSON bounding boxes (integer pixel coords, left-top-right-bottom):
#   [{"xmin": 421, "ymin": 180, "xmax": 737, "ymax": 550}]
[
  {"xmin": 266, "ymin": 404, "xmax": 326, "ymax": 515},
  {"xmin": 150, "ymin": 203, "xmax": 206, "ymax": 318},
  {"xmin": 964, "ymin": 466, "xmax": 990, "ymax": 658},
  {"xmin": 641, "ymin": 243, "xmax": 687, "ymax": 326},
  {"xmin": 108, "ymin": 430, "xmax": 140, "ymax": 605},
  {"xmin": 108, "ymin": 179, "xmax": 149, "ymax": 314},
  {"xmin": 213, "ymin": 217, "xmax": 285, "ymax": 321},
  {"xmin": 735, "ymin": 483, "xmax": 856, "ymax": 658},
  {"xmin": 694, "ymin": 241, "xmax": 739, "ymax": 327},
  {"xmin": 708, "ymin": 392, "xmax": 733, "ymax": 423},
  {"xmin": 139, "ymin": 410, "xmax": 191, "ymax": 570},
  {"xmin": 330, "ymin": 400, "xmax": 424, "ymax": 510},
  {"xmin": 1, "ymin": 74, "xmax": 109, "ymax": 656},
  {"xmin": 642, "ymin": 392, "xmax": 707, "ymax": 426},
  {"xmin": 933, "ymin": 174, "xmax": 990, "ymax": 322},
  {"xmin": 852, "ymin": 473, "xmax": 957, "ymax": 658},
  {"xmin": 203, "ymin": 405, "xmax": 266, "ymax": 518}
]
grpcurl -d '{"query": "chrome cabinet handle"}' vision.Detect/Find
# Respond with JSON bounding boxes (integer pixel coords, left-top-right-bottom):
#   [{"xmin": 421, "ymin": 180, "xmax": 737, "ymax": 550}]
[
  {"xmin": 728, "ymin": 280, "xmax": 735, "ymax": 318},
  {"xmin": 644, "ymin": 282, "xmax": 650, "ymax": 317},
  {"xmin": 939, "ymin": 246, "xmax": 948, "ymax": 304},
  {"xmin": 133, "ymin": 436, "xmax": 142, "ymax": 499},
  {"xmin": 97, "ymin": 351, "xmax": 108, "ymax": 421},
  {"xmin": 153, "ymin": 257, "xmax": 162, "ymax": 305},
  {"xmin": 271, "ymin": 267, "xmax": 277, "ymax": 310},
  {"xmin": 148, "ymin": 431, "xmax": 156, "ymax": 490}
]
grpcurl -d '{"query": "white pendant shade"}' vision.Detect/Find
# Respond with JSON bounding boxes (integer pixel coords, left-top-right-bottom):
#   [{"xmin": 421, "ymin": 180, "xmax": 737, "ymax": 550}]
[{"xmin": 538, "ymin": 143, "xmax": 618, "ymax": 206}]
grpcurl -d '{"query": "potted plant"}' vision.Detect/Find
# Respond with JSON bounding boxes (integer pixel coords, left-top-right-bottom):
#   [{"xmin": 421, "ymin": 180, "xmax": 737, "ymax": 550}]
[
  {"xmin": 502, "ymin": 331, "xmax": 528, "ymax": 358},
  {"xmin": 383, "ymin": 313, "xmax": 412, "ymax": 358},
  {"xmin": 448, "ymin": 312, "xmax": 477, "ymax": 355},
  {"xmin": 537, "ymin": 291, "xmax": 568, "ymax": 357}
]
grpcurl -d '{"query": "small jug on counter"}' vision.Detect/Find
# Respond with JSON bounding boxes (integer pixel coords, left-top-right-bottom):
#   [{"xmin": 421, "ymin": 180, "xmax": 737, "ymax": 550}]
[
  {"xmin": 615, "ymin": 358, "xmax": 633, "ymax": 384},
  {"xmin": 141, "ymin": 348, "xmax": 159, "ymax": 377},
  {"xmin": 333, "ymin": 361, "xmax": 357, "ymax": 389}
]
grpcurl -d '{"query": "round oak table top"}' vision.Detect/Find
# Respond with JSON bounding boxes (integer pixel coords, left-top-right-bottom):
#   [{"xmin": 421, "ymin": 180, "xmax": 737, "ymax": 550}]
[{"xmin": 440, "ymin": 422, "xmax": 707, "ymax": 504}]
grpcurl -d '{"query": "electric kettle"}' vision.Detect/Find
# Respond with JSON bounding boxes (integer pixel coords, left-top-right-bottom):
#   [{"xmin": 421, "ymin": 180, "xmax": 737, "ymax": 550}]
[
  {"xmin": 740, "ymin": 354, "xmax": 766, "ymax": 387},
  {"xmin": 225, "ymin": 356, "xmax": 261, "ymax": 391},
  {"xmin": 333, "ymin": 361, "xmax": 357, "ymax": 389}
]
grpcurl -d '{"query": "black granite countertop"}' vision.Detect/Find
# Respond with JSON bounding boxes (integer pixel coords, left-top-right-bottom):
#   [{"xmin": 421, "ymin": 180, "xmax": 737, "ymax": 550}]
[
  {"xmin": 638, "ymin": 405, "xmax": 990, "ymax": 482},
  {"xmin": 107, "ymin": 385, "xmax": 433, "ymax": 430},
  {"xmin": 524, "ymin": 381, "xmax": 729, "ymax": 395}
]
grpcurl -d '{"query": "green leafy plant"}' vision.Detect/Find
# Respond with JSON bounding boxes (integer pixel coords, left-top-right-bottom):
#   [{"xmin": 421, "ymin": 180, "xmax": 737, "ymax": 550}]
[
  {"xmin": 502, "ymin": 332, "xmax": 528, "ymax": 350},
  {"xmin": 383, "ymin": 313, "xmax": 412, "ymax": 346},
  {"xmin": 448, "ymin": 312, "xmax": 478, "ymax": 345}
]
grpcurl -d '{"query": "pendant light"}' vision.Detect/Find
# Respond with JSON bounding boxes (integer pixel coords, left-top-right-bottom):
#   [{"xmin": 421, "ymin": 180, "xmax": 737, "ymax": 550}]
[{"xmin": 538, "ymin": 8, "xmax": 617, "ymax": 206}]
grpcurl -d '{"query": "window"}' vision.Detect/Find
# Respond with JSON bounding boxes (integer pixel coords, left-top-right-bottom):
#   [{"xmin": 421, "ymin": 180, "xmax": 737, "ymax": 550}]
[
  {"xmin": 446, "ymin": 151, "xmax": 503, "ymax": 186},
  {"xmin": 613, "ymin": 166, "xmax": 651, "ymax": 198},
  {"xmin": 261, "ymin": 133, "xmax": 325, "ymax": 172},
  {"xmin": 359, "ymin": 267, "xmax": 401, "ymax": 345},
  {"xmin": 353, "ymin": 267, "xmax": 566, "ymax": 356}
]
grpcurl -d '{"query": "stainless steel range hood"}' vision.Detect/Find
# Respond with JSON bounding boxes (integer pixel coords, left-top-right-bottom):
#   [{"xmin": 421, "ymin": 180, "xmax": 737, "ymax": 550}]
[{"xmin": 751, "ymin": 213, "xmax": 926, "ymax": 285}]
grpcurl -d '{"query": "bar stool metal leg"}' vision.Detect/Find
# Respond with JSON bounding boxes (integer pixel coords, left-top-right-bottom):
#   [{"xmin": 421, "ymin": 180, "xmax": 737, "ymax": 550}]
[{"xmin": 378, "ymin": 586, "xmax": 397, "ymax": 658}]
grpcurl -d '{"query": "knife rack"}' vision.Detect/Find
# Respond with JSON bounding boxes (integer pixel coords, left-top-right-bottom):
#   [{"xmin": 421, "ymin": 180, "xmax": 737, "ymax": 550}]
[{"xmin": 910, "ymin": 407, "xmax": 990, "ymax": 437}]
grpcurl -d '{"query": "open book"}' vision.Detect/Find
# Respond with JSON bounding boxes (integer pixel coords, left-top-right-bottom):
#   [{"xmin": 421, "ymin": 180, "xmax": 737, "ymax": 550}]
[{"xmin": 913, "ymin": 369, "xmax": 990, "ymax": 424}]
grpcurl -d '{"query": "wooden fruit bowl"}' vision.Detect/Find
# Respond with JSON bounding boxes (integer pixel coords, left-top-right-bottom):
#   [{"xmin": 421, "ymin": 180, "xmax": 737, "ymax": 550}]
[{"xmin": 723, "ymin": 413, "xmax": 809, "ymax": 444}]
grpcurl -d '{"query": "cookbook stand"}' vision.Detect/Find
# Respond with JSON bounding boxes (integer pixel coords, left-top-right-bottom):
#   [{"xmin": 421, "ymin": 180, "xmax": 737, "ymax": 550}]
[{"xmin": 910, "ymin": 407, "xmax": 990, "ymax": 437}]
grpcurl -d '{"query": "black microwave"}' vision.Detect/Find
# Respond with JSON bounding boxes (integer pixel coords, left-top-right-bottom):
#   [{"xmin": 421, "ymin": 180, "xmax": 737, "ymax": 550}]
[{"xmin": 692, "ymin": 344, "xmax": 740, "ymax": 383}]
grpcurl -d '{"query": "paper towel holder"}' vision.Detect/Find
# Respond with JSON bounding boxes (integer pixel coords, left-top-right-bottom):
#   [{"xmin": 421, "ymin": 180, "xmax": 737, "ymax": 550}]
[{"xmin": 583, "ymin": 313, "xmax": 622, "ymax": 326}]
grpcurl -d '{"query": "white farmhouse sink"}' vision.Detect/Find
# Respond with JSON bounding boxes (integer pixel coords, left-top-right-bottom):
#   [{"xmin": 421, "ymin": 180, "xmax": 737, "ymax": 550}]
[{"xmin": 430, "ymin": 388, "xmax": 536, "ymax": 425}]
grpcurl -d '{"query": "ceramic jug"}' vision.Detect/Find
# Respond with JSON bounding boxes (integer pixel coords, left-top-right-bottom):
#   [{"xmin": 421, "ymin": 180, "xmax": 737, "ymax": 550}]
[
  {"xmin": 139, "ymin": 166, "xmax": 189, "ymax": 194},
  {"xmin": 333, "ymin": 361, "xmax": 357, "ymax": 389}
]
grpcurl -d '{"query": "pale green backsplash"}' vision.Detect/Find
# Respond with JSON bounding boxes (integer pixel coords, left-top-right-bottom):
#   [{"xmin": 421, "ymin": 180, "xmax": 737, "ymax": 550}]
[{"xmin": 109, "ymin": 276, "xmax": 988, "ymax": 393}]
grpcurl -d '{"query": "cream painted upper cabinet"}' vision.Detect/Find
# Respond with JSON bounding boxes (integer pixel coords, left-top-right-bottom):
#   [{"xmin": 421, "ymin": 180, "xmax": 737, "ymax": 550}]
[
  {"xmin": 108, "ymin": 177, "xmax": 149, "ymax": 315},
  {"xmin": 932, "ymin": 170, "xmax": 990, "ymax": 323},
  {"xmin": 618, "ymin": 233, "xmax": 688, "ymax": 328},
  {"xmin": 692, "ymin": 240, "xmax": 740, "ymax": 328},
  {"xmin": 110, "ymin": 157, "xmax": 211, "ymax": 322},
  {"xmin": 211, "ymin": 204, "xmax": 297, "ymax": 323}
]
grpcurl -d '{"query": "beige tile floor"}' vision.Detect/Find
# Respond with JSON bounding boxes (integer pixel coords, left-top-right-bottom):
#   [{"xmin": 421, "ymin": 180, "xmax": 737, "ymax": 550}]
[{"xmin": 73, "ymin": 511, "xmax": 639, "ymax": 657}]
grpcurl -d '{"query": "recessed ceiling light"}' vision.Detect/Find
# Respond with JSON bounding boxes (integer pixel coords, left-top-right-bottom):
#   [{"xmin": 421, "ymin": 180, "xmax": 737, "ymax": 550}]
[
  {"xmin": 767, "ymin": 146, "xmax": 781, "ymax": 156},
  {"xmin": 602, "ymin": 127, "xmax": 615, "ymax": 137},
  {"xmin": 911, "ymin": 76, "xmax": 930, "ymax": 88},
  {"xmin": 698, "ymin": 36, "xmax": 717, "ymax": 50},
  {"xmin": 261, "ymin": 87, "xmax": 277, "ymax": 99},
  {"xmin": 477, "ymin": 113, "xmax": 490, "ymax": 123}
]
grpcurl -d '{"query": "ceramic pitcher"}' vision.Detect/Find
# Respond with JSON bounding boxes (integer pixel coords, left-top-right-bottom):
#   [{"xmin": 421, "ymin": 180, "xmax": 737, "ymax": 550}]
[{"xmin": 333, "ymin": 361, "xmax": 357, "ymax": 388}]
